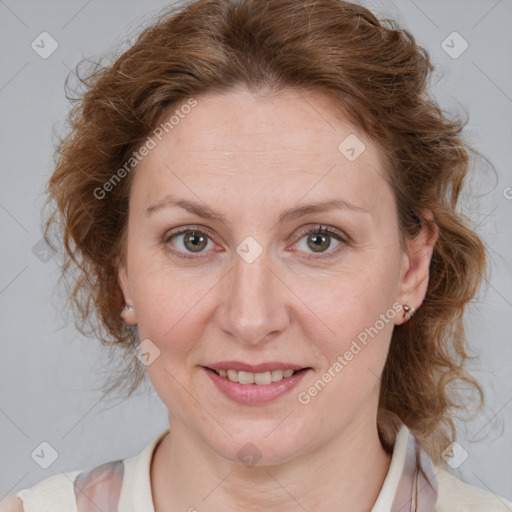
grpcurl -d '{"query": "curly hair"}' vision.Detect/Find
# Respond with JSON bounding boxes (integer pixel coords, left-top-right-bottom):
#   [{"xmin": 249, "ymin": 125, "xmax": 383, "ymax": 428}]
[{"xmin": 43, "ymin": 0, "xmax": 489, "ymax": 464}]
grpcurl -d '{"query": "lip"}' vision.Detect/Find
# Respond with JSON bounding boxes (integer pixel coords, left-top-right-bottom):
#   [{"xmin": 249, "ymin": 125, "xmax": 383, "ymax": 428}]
[
  {"xmin": 202, "ymin": 366, "xmax": 312, "ymax": 405},
  {"xmin": 206, "ymin": 361, "xmax": 307, "ymax": 373}
]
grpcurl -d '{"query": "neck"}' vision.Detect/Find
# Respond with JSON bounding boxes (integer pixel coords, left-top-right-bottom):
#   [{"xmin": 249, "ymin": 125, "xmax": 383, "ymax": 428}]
[{"xmin": 151, "ymin": 412, "xmax": 392, "ymax": 512}]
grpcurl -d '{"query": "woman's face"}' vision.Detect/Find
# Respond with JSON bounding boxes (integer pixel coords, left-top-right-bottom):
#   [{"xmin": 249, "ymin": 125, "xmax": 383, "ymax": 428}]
[{"xmin": 118, "ymin": 87, "xmax": 432, "ymax": 465}]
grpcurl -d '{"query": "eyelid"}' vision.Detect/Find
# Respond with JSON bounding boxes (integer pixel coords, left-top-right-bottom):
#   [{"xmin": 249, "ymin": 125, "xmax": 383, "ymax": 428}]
[
  {"xmin": 163, "ymin": 224, "xmax": 218, "ymax": 246},
  {"xmin": 163, "ymin": 224, "xmax": 347, "ymax": 243},
  {"xmin": 292, "ymin": 224, "xmax": 346, "ymax": 242}
]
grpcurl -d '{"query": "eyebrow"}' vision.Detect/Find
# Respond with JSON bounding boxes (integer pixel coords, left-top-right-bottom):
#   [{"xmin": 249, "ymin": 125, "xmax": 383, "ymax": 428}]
[{"xmin": 145, "ymin": 195, "xmax": 369, "ymax": 224}]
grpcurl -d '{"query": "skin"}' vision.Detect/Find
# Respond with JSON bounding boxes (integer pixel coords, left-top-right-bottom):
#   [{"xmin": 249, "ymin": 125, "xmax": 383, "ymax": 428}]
[{"xmin": 118, "ymin": 87, "xmax": 438, "ymax": 512}]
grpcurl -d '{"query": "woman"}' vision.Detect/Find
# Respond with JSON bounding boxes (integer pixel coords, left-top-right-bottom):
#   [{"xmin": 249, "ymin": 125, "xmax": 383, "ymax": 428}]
[{"xmin": 4, "ymin": 0, "xmax": 511, "ymax": 510}]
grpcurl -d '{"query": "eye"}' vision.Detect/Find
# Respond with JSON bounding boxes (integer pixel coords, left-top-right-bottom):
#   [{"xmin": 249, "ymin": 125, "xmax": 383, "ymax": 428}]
[
  {"xmin": 163, "ymin": 224, "xmax": 348, "ymax": 260},
  {"xmin": 292, "ymin": 225, "xmax": 346, "ymax": 259},
  {"xmin": 163, "ymin": 226, "xmax": 216, "ymax": 259}
]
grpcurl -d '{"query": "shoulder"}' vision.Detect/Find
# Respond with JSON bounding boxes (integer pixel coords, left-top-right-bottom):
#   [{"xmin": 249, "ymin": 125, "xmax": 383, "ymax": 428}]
[
  {"xmin": 434, "ymin": 465, "xmax": 512, "ymax": 511},
  {"xmin": 6, "ymin": 429, "xmax": 169, "ymax": 512},
  {"xmin": 9, "ymin": 459, "xmax": 124, "ymax": 512},
  {"xmin": 9, "ymin": 470, "xmax": 80, "ymax": 512},
  {"xmin": 0, "ymin": 495, "xmax": 24, "ymax": 512}
]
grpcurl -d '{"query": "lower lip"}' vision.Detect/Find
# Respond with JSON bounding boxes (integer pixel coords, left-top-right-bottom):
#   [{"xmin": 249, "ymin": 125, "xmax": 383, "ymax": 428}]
[{"xmin": 203, "ymin": 367, "xmax": 311, "ymax": 405}]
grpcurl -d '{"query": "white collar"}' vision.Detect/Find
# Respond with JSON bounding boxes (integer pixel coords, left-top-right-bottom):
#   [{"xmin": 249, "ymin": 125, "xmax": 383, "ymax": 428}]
[
  {"xmin": 120, "ymin": 423, "xmax": 436, "ymax": 511},
  {"xmin": 371, "ymin": 423, "xmax": 411, "ymax": 511}
]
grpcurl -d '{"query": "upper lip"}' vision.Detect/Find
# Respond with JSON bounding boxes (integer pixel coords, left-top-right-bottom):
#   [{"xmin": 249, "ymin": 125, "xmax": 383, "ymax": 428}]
[{"xmin": 205, "ymin": 361, "xmax": 309, "ymax": 373}]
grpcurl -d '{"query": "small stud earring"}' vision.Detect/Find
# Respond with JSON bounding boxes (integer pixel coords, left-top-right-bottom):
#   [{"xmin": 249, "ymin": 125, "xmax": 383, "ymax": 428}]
[
  {"xmin": 120, "ymin": 304, "xmax": 133, "ymax": 318},
  {"xmin": 402, "ymin": 304, "xmax": 416, "ymax": 321}
]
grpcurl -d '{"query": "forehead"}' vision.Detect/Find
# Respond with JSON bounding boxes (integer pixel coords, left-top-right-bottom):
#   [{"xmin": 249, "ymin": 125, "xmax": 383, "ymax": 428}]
[{"xmin": 131, "ymin": 88, "xmax": 390, "ymax": 216}]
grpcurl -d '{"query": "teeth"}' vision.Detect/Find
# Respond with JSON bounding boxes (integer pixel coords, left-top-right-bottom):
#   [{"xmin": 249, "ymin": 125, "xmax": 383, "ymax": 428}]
[{"xmin": 216, "ymin": 368, "xmax": 297, "ymax": 385}]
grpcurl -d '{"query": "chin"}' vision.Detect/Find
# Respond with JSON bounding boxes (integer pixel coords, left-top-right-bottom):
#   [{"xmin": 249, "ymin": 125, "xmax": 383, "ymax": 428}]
[{"xmin": 203, "ymin": 422, "xmax": 314, "ymax": 467}]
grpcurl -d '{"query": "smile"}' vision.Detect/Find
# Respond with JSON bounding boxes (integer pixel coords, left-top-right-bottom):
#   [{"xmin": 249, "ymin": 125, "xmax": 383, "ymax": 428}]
[
  {"xmin": 202, "ymin": 366, "xmax": 311, "ymax": 404},
  {"xmin": 211, "ymin": 368, "xmax": 298, "ymax": 385}
]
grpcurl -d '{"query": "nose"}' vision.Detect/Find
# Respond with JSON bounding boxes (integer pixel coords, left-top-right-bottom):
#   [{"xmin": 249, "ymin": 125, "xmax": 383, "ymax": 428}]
[{"xmin": 215, "ymin": 245, "xmax": 290, "ymax": 346}]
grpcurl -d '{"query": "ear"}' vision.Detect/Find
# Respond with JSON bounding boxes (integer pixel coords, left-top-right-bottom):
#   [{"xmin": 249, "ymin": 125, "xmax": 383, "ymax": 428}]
[
  {"xmin": 117, "ymin": 255, "xmax": 137, "ymax": 326},
  {"xmin": 395, "ymin": 209, "xmax": 439, "ymax": 325}
]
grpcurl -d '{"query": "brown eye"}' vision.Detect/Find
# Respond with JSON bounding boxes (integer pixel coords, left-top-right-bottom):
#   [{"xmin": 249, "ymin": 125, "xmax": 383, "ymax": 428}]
[
  {"xmin": 164, "ymin": 227, "xmax": 214, "ymax": 258},
  {"xmin": 307, "ymin": 232, "xmax": 332, "ymax": 252},
  {"xmin": 293, "ymin": 225, "xmax": 347, "ymax": 260},
  {"xmin": 182, "ymin": 230, "xmax": 209, "ymax": 252}
]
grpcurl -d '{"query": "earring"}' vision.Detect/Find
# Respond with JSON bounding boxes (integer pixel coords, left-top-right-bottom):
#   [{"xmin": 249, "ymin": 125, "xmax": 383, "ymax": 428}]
[
  {"xmin": 402, "ymin": 304, "xmax": 416, "ymax": 321},
  {"xmin": 120, "ymin": 303, "xmax": 133, "ymax": 318}
]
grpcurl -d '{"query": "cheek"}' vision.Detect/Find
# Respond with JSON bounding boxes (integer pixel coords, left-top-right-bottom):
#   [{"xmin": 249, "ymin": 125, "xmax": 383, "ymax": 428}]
[
  {"xmin": 294, "ymin": 250, "xmax": 400, "ymax": 334},
  {"xmin": 128, "ymin": 254, "xmax": 209, "ymax": 351},
  {"xmin": 289, "ymin": 250, "xmax": 401, "ymax": 380},
  {"xmin": 296, "ymin": 277, "xmax": 398, "ymax": 415},
  {"xmin": 129, "ymin": 266, "xmax": 211, "ymax": 407}
]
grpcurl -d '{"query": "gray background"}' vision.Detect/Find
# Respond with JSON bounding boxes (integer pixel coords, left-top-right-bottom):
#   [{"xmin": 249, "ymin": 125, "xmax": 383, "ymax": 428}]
[{"xmin": 1, "ymin": 0, "xmax": 511, "ymax": 503}]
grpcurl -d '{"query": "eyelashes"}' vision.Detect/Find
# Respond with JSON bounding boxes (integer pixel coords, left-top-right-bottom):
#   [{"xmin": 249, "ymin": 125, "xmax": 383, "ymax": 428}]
[{"xmin": 162, "ymin": 224, "xmax": 349, "ymax": 261}]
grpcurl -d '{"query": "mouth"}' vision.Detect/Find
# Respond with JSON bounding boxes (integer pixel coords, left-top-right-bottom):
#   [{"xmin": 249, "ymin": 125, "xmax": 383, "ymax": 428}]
[
  {"xmin": 204, "ymin": 367, "xmax": 310, "ymax": 385},
  {"xmin": 202, "ymin": 365, "xmax": 312, "ymax": 404}
]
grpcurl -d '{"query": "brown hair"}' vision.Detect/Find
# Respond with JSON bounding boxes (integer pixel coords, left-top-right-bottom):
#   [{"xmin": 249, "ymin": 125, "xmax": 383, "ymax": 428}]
[{"xmin": 44, "ymin": 0, "xmax": 489, "ymax": 463}]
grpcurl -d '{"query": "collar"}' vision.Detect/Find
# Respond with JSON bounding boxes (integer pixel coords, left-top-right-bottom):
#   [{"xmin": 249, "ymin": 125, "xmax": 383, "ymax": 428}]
[
  {"xmin": 372, "ymin": 424, "xmax": 438, "ymax": 511},
  {"xmin": 122, "ymin": 423, "xmax": 438, "ymax": 511}
]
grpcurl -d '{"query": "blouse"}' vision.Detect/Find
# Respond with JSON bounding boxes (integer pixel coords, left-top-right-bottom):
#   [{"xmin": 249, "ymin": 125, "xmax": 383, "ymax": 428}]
[{"xmin": 10, "ymin": 423, "xmax": 512, "ymax": 511}]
